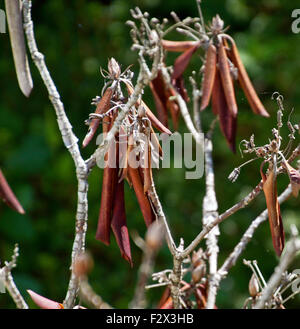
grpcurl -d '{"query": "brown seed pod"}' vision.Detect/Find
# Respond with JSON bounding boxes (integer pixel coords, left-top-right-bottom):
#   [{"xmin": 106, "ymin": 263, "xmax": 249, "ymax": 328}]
[
  {"xmin": 212, "ymin": 69, "xmax": 237, "ymax": 152},
  {"xmin": 200, "ymin": 43, "xmax": 217, "ymax": 111},
  {"xmin": 125, "ymin": 82, "xmax": 172, "ymax": 136},
  {"xmin": 261, "ymin": 162, "xmax": 284, "ymax": 256},
  {"xmin": 228, "ymin": 40, "xmax": 269, "ymax": 118},
  {"xmin": 127, "ymin": 166, "xmax": 155, "ymax": 227},
  {"xmin": 95, "ymin": 116, "xmax": 118, "ymax": 245},
  {"xmin": 111, "ymin": 179, "xmax": 132, "ymax": 266},
  {"xmin": 82, "ymin": 87, "xmax": 114, "ymax": 148},
  {"xmin": 161, "ymin": 40, "xmax": 200, "ymax": 52},
  {"xmin": 217, "ymin": 39, "xmax": 238, "ymax": 117}
]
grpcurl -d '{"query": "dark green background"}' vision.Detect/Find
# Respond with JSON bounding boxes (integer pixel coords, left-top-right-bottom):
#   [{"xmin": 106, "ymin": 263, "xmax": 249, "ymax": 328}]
[{"xmin": 1, "ymin": 0, "xmax": 300, "ymax": 308}]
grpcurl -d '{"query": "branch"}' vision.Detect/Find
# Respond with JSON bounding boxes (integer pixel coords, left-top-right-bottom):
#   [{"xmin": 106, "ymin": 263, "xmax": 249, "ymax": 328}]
[
  {"xmin": 202, "ymin": 136, "xmax": 220, "ymax": 309},
  {"xmin": 254, "ymin": 226, "xmax": 300, "ymax": 309},
  {"xmin": 23, "ymin": 0, "xmax": 89, "ymax": 308},
  {"xmin": 0, "ymin": 244, "xmax": 28, "ymax": 309}
]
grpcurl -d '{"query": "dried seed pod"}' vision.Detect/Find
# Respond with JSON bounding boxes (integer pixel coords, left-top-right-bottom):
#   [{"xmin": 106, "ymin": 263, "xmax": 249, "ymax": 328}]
[
  {"xmin": 5, "ymin": 0, "xmax": 33, "ymax": 97},
  {"xmin": 229, "ymin": 40, "xmax": 269, "ymax": 118},
  {"xmin": 143, "ymin": 142, "xmax": 153, "ymax": 193},
  {"xmin": 108, "ymin": 57, "xmax": 121, "ymax": 79},
  {"xmin": 248, "ymin": 274, "xmax": 260, "ymax": 298},
  {"xmin": 172, "ymin": 44, "xmax": 200, "ymax": 81},
  {"xmin": 191, "ymin": 248, "xmax": 204, "ymax": 267},
  {"xmin": 95, "ymin": 116, "xmax": 118, "ymax": 245},
  {"xmin": 282, "ymin": 161, "xmax": 300, "ymax": 197},
  {"xmin": 212, "ymin": 69, "xmax": 237, "ymax": 152},
  {"xmin": 111, "ymin": 179, "xmax": 132, "ymax": 265},
  {"xmin": 0, "ymin": 169, "xmax": 25, "ymax": 214},
  {"xmin": 161, "ymin": 40, "xmax": 200, "ymax": 52},
  {"xmin": 125, "ymin": 82, "xmax": 172, "ymax": 135},
  {"xmin": 128, "ymin": 166, "xmax": 156, "ymax": 227},
  {"xmin": 192, "ymin": 262, "xmax": 206, "ymax": 283},
  {"xmin": 217, "ymin": 39, "xmax": 238, "ymax": 117},
  {"xmin": 82, "ymin": 87, "xmax": 114, "ymax": 147},
  {"xmin": 200, "ymin": 43, "xmax": 217, "ymax": 111},
  {"xmin": 150, "ymin": 72, "xmax": 169, "ymax": 127},
  {"xmin": 261, "ymin": 163, "xmax": 284, "ymax": 256}
]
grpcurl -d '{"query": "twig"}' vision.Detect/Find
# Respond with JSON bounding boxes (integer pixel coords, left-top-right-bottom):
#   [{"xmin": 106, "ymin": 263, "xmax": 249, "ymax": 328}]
[
  {"xmin": 0, "ymin": 244, "xmax": 28, "ymax": 309},
  {"xmin": 23, "ymin": 0, "xmax": 89, "ymax": 308},
  {"xmin": 254, "ymin": 226, "xmax": 300, "ymax": 309},
  {"xmin": 79, "ymin": 278, "xmax": 112, "ymax": 309}
]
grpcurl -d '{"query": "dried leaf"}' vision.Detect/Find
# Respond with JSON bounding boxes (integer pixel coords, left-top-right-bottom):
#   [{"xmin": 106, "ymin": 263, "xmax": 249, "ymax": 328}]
[
  {"xmin": 27, "ymin": 290, "xmax": 63, "ymax": 309},
  {"xmin": 218, "ymin": 40, "xmax": 238, "ymax": 117},
  {"xmin": 0, "ymin": 169, "xmax": 25, "ymax": 214},
  {"xmin": 82, "ymin": 87, "xmax": 113, "ymax": 148},
  {"xmin": 111, "ymin": 180, "xmax": 132, "ymax": 266},
  {"xmin": 200, "ymin": 43, "xmax": 217, "ymax": 111},
  {"xmin": 212, "ymin": 70, "xmax": 237, "ymax": 152},
  {"xmin": 229, "ymin": 41, "xmax": 269, "ymax": 118},
  {"xmin": 261, "ymin": 164, "xmax": 284, "ymax": 256},
  {"xmin": 161, "ymin": 40, "xmax": 200, "ymax": 52}
]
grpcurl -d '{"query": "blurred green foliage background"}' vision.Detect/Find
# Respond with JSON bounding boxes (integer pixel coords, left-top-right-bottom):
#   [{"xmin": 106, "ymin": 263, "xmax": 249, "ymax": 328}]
[{"xmin": 1, "ymin": 0, "xmax": 300, "ymax": 309}]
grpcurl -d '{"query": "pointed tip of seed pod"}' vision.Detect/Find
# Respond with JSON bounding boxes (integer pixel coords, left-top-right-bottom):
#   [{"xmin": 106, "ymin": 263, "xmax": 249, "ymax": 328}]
[
  {"xmin": 17, "ymin": 204, "xmax": 25, "ymax": 215},
  {"xmin": 27, "ymin": 290, "xmax": 63, "ymax": 309},
  {"xmin": 82, "ymin": 131, "xmax": 93, "ymax": 148}
]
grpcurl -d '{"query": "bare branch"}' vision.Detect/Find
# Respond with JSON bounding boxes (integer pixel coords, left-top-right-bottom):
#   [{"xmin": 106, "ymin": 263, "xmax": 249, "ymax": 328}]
[
  {"xmin": 23, "ymin": 0, "xmax": 89, "ymax": 308},
  {"xmin": 254, "ymin": 226, "xmax": 300, "ymax": 309},
  {"xmin": 202, "ymin": 137, "xmax": 220, "ymax": 309},
  {"xmin": 0, "ymin": 244, "xmax": 28, "ymax": 309}
]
